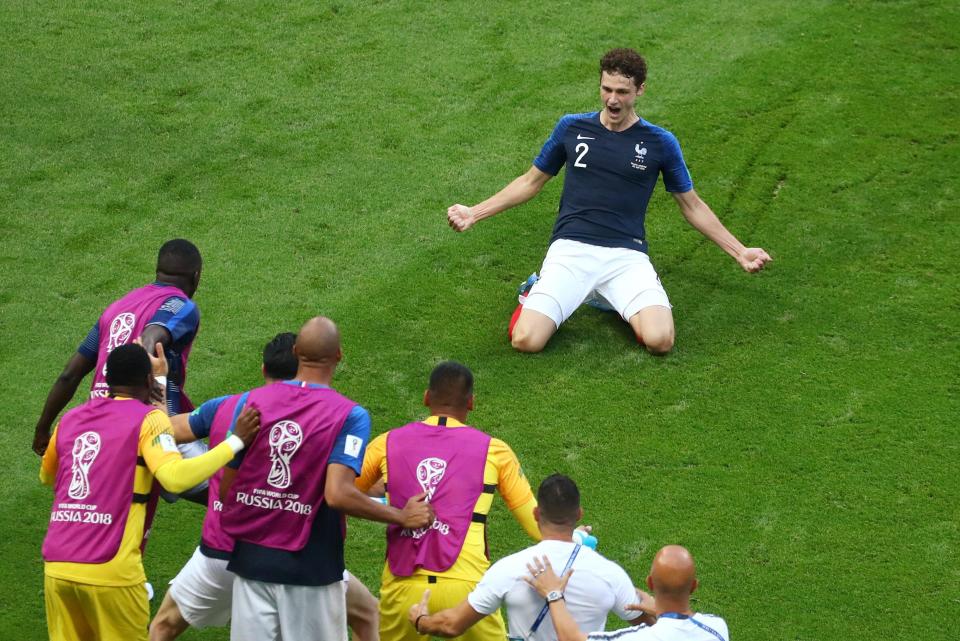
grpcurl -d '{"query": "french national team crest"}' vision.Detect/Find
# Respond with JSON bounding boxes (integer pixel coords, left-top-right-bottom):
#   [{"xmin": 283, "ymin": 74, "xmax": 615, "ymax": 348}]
[
  {"xmin": 631, "ymin": 143, "xmax": 648, "ymax": 171},
  {"xmin": 267, "ymin": 420, "xmax": 303, "ymax": 489},
  {"xmin": 416, "ymin": 457, "xmax": 447, "ymax": 501}
]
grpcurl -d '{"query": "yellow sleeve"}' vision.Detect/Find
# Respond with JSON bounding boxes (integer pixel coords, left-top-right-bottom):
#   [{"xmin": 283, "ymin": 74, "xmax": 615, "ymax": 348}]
[
  {"xmin": 356, "ymin": 433, "xmax": 387, "ymax": 492},
  {"xmin": 490, "ymin": 438, "xmax": 541, "ymax": 540},
  {"xmin": 40, "ymin": 423, "xmax": 60, "ymax": 485},
  {"xmin": 140, "ymin": 409, "xmax": 235, "ymax": 494}
]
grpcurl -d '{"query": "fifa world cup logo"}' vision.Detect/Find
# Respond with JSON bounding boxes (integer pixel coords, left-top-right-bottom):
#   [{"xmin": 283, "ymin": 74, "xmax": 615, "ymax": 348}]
[
  {"xmin": 68, "ymin": 431, "xmax": 101, "ymax": 500},
  {"xmin": 102, "ymin": 312, "xmax": 136, "ymax": 376},
  {"xmin": 416, "ymin": 457, "xmax": 448, "ymax": 501},
  {"xmin": 267, "ymin": 421, "xmax": 303, "ymax": 489}
]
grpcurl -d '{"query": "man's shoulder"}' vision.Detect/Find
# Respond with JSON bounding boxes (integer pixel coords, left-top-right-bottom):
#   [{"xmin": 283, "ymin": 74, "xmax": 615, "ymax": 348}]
[
  {"xmin": 553, "ymin": 111, "xmax": 600, "ymax": 134},
  {"xmin": 635, "ymin": 118, "xmax": 681, "ymax": 142}
]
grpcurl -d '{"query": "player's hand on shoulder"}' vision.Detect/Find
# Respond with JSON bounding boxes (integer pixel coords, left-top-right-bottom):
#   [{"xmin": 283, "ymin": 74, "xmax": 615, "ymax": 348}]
[
  {"xmin": 738, "ymin": 247, "xmax": 772, "ymax": 273},
  {"xmin": 400, "ymin": 491, "xmax": 435, "ymax": 528},
  {"xmin": 233, "ymin": 407, "xmax": 261, "ymax": 446},
  {"xmin": 447, "ymin": 204, "xmax": 475, "ymax": 232}
]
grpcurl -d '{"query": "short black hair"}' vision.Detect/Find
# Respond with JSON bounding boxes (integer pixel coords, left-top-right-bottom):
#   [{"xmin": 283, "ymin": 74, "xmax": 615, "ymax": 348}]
[
  {"xmin": 537, "ymin": 474, "xmax": 581, "ymax": 527},
  {"xmin": 156, "ymin": 239, "xmax": 202, "ymax": 275},
  {"xmin": 263, "ymin": 332, "xmax": 298, "ymax": 380},
  {"xmin": 600, "ymin": 48, "xmax": 647, "ymax": 88},
  {"xmin": 105, "ymin": 344, "xmax": 152, "ymax": 388},
  {"xmin": 428, "ymin": 361, "xmax": 474, "ymax": 407}
]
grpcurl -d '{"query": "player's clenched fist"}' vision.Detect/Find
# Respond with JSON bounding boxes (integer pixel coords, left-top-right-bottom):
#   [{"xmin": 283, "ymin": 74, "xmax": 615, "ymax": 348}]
[
  {"xmin": 447, "ymin": 204, "xmax": 475, "ymax": 232},
  {"xmin": 738, "ymin": 248, "xmax": 772, "ymax": 273}
]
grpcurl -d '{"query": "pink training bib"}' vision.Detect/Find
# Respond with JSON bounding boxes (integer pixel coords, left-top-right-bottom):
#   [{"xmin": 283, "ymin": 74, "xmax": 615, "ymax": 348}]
[
  {"xmin": 43, "ymin": 398, "xmax": 153, "ymax": 563},
  {"xmin": 221, "ymin": 383, "xmax": 356, "ymax": 551},
  {"xmin": 385, "ymin": 421, "xmax": 490, "ymax": 576}
]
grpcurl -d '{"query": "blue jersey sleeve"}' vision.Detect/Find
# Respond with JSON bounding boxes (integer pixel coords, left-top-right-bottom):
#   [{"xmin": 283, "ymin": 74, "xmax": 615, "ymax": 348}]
[
  {"xmin": 328, "ymin": 406, "xmax": 371, "ymax": 475},
  {"xmin": 77, "ymin": 323, "xmax": 99, "ymax": 360},
  {"xmin": 146, "ymin": 296, "xmax": 200, "ymax": 349},
  {"xmin": 660, "ymin": 132, "xmax": 694, "ymax": 193},
  {"xmin": 533, "ymin": 115, "xmax": 574, "ymax": 176},
  {"xmin": 188, "ymin": 395, "xmax": 231, "ymax": 440}
]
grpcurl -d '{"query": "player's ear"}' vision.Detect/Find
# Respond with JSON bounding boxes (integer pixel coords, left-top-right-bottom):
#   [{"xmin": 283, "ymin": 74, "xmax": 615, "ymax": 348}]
[
  {"xmin": 637, "ymin": 82, "xmax": 646, "ymax": 96},
  {"xmin": 533, "ymin": 506, "xmax": 541, "ymax": 522},
  {"xmin": 336, "ymin": 348, "xmax": 343, "ymax": 363},
  {"xmin": 423, "ymin": 390, "xmax": 431, "ymax": 407},
  {"xmin": 646, "ymin": 575, "xmax": 654, "ymax": 592},
  {"xmin": 467, "ymin": 394, "xmax": 474, "ymax": 411},
  {"xmin": 690, "ymin": 578, "xmax": 698, "ymax": 595},
  {"xmin": 576, "ymin": 506, "xmax": 584, "ymax": 522}
]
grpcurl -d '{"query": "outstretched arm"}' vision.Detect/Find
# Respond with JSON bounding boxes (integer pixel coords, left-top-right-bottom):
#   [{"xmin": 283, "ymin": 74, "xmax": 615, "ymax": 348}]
[
  {"xmin": 448, "ymin": 165, "xmax": 553, "ymax": 232},
  {"xmin": 672, "ymin": 189, "xmax": 771, "ymax": 273},
  {"xmin": 33, "ymin": 352, "xmax": 96, "ymax": 455}
]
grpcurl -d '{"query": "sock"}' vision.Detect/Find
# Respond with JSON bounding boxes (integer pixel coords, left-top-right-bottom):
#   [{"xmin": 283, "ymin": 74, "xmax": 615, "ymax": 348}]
[{"xmin": 508, "ymin": 301, "xmax": 524, "ymax": 340}]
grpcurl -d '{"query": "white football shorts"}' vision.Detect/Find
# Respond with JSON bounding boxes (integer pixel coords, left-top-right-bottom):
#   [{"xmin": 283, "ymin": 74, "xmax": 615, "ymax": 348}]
[
  {"xmin": 523, "ymin": 239, "xmax": 671, "ymax": 327},
  {"xmin": 168, "ymin": 547, "xmax": 234, "ymax": 628},
  {"xmin": 231, "ymin": 576, "xmax": 347, "ymax": 641}
]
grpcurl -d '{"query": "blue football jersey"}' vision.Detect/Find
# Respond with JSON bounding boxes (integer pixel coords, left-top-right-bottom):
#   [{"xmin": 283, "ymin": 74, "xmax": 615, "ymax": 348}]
[{"xmin": 534, "ymin": 112, "xmax": 693, "ymax": 253}]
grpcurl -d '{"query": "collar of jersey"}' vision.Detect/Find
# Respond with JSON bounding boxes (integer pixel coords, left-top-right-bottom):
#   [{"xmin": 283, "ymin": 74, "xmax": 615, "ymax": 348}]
[
  {"xmin": 423, "ymin": 415, "xmax": 465, "ymax": 427},
  {"xmin": 281, "ymin": 380, "xmax": 330, "ymax": 389}
]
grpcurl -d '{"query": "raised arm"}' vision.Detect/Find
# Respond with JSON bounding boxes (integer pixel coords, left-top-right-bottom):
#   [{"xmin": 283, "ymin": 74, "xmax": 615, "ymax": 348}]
[
  {"xmin": 447, "ymin": 165, "xmax": 553, "ymax": 232},
  {"xmin": 672, "ymin": 189, "xmax": 771, "ymax": 273},
  {"xmin": 33, "ymin": 352, "xmax": 96, "ymax": 455}
]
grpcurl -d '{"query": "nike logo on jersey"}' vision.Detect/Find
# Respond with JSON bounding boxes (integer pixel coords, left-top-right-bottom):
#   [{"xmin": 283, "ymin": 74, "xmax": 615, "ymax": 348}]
[{"xmin": 577, "ymin": 134, "xmax": 595, "ymax": 140}]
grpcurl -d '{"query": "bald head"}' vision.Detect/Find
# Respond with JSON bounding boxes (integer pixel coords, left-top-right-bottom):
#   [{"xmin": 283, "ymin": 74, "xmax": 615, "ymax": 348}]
[
  {"xmin": 294, "ymin": 317, "xmax": 342, "ymax": 366},
  {"xmin": 648, "ymin": 545, "xmax": 697, "ymax": 601}
]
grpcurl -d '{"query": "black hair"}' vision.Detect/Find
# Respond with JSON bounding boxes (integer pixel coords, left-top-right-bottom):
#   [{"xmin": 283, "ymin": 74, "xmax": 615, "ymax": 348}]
[
  {"xmin": 156, "ymin": 239, "xmax": 202, "ymax": 275},
  {"xmin": 428, "ymin": 361, "xmax": 474, "ymax": 407},
  {"xmin": 105, "ymin": 344, "xmax": 152, "ymax": 388},
  {"xmin": 537, "ymin": 474, "xmax": 581, "ymax": 527},
  {"xmin": 263, "ymin": 332, "xmax": 298, "ymax": 380}
]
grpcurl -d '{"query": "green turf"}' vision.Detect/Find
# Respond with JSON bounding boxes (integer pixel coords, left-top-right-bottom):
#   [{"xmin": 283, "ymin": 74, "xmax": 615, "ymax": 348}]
[{"xmin": 2, "ymin": 1, "xmax": 958, "ymax": 639}]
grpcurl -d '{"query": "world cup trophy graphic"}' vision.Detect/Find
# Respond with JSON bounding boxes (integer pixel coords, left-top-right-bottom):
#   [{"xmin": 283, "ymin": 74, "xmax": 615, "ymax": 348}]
[
  {"xmin": 267, "ymin": 420, "xmax": 303, "ymax": 489},
  {"xmin": 416, "ymin": 457, "xmax": 448, "ymax": 502},
  {"xmin": 102, "ymin": 312, "xmax": 136, "ymax": 376},
  {"xmin": 68, "ymin": 431, "xmax": 101, "ymax": 500}
]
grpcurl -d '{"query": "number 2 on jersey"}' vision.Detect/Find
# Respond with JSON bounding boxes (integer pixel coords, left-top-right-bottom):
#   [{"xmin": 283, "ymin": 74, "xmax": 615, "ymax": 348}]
[{"xmin": 574, "ymin": 142, "xmax": 589, "ymax": 168}]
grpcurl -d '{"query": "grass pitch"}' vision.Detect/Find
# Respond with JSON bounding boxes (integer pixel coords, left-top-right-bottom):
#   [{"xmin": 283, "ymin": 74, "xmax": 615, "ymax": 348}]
[{"xmin": 1, "ymin": 1, "xmax": 958, "ymax": 639}]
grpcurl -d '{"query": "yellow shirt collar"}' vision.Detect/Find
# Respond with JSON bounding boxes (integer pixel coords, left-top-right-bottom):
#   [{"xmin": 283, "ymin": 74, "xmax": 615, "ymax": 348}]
[{"xmin": 422, "ymin": 415, "xmax": 466, "ymax": 428}]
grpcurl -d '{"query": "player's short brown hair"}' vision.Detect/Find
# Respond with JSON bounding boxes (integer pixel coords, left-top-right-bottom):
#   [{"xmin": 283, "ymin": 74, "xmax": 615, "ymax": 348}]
[{"xmin": 600, "ymin": 48, "xmax": 647, "ymax": 88}]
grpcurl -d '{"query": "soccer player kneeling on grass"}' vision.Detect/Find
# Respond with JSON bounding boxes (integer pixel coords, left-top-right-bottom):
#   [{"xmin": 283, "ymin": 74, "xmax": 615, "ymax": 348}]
[{"xmin": 39, "ymin": 343, "xmax": 260, "ymax": 641}]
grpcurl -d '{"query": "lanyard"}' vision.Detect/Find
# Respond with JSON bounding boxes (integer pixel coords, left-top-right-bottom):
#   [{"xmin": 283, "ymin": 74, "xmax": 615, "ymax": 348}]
[
  {"xmin": 659, "ymin": 613, "xmax": 725, "ymax": 641},
  {"xmin": 528, "ymin": 543, "xmax": 582, "ymax": 636}
]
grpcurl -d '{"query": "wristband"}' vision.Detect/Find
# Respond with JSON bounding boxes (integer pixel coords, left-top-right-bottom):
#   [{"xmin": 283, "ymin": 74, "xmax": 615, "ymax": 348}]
[
  {"xmin": 155, "ymin": 375, "xmax": 167, "ymax": 386},
  {"xmin": 415, "ymin": 614, "xmax": 426, "ymax": 634},
  {"xmin": 225, "ymin": 434, "xmax": 245, "ymax": 454}
]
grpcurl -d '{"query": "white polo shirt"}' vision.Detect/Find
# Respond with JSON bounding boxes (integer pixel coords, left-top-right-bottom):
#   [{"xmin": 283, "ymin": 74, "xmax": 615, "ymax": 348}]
[
  {"xmin": 586, "ymin": 613, "xmax": 729, "ymax": 641},
  {"xmin": 467, "ymin": 539, "xmax": 642, "ymax": 641}
]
